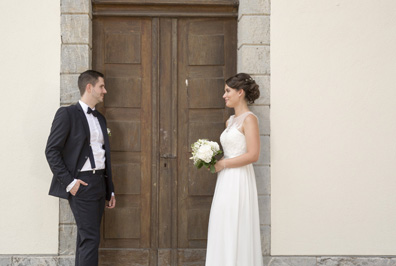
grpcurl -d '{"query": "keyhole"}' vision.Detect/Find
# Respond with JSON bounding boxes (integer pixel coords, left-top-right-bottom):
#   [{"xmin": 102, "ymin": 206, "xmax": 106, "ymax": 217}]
[{"xmin": 164, "ymin": 163, "xmax": 167, "ymax": 167}]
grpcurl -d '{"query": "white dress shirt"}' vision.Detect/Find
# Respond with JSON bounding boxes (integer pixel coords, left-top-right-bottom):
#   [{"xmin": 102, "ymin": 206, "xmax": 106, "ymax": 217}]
[
  {"xmin": 66, "ymin": 100, "xmax": 114, "ymax": 196},
  {"xmin": 79, "ymin": 100, "xmax": 106, "ymax": 171}
]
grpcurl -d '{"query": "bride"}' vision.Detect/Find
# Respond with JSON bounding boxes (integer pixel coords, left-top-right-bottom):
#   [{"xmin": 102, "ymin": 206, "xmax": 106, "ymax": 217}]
[{"xmin": 205, "ymin": 73, "xmax": 263, "ymax": 266}]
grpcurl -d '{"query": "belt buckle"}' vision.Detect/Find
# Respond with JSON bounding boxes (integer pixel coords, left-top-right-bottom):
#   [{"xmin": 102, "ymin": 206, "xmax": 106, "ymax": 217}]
[{"xmin": 93, "ymin": 169, "xmax": 96, "ymax": 174}]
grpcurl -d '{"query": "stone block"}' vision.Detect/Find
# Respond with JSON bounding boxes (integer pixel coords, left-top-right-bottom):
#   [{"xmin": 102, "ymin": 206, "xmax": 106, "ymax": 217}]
[
  {"xmin": 0, "ymin": 257, "xmax": 11, "ymax": 266},
  {"xmin": 238, "ymin": 46, "xmax": 270, "ymax": 75},
  {"xmin": 61, "ymin": 74, "xmax": 80, "ymax": 105},
  {"xmin": 59, "ymin": 198, "xmax": 75, "ymax": 224},
  {"xmin": 61, "ymin": 45, "xmax": 91, "ymax": 74},
  {"xmin": 254, "ymin": 165, "xmax": 270, "ymax": 195},
  {"xmin": 59, "ymin": 224, "xmax": 77, "ymax": 255},
  {"xmin": 238, "ymin": 15, "xmax": 270, "ymax": 47},
  {"xmin": 61, "ymin": 0, "xmax": 90, "ymax": 14},
  {"xmin": 261, "ymin": 225, "xmax": 270, "ymax": 256},
  {"xmin": 264, "ymin": 257, "xmax": 317, "ymax": 266},
  {"xmin": 61, "ymin": 15, "xmax": 91, "ymax": 45},
  {"xmin": 317, "ymin": 257, "xmax": 396, "ymax": 266},
  {"xmin": 258, "ymin": 136, "xmax": 270, "ymax": 165},
  {"xmin": 250, "ymin": 105, "xmax": 270, "ymax": 135},
  {"xmin": 59, "ymin": 256, "xmax": 75, "ymax": 266},
  {"xmin": 239, "ymin": 0, "xmax": 270, "ymax": 17},
  {"xmin": 258, "ymin": 195, "xmax": 270, "ymax": 225},
  {"xmin": 12, "ymin": 257, "xmax": 58, "ymax": 266},
  {"xmin": 262, "ymin": 256, "xmax": 272, "ymax": 265},
  {"xmin": 158, "ymin": 249, "xmax": 171, "ymax": 266},
  {"xmin": 253, "ymin": 75, "xmax": 270, "ymax": 105}
]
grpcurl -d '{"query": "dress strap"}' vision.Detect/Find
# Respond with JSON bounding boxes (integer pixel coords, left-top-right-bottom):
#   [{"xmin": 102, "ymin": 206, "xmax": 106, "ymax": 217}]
[
  {"xmin": 228, "ymin": 111, "xmax": 258, "ymax": 130},
  {"xmin": 226, "ymin": 115, "xmax": 235, "ymax": 126}
]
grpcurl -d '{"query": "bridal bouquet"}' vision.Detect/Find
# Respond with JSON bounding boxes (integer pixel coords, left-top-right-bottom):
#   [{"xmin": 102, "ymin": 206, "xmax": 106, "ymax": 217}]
[{"xmin": 190, "ymin": 139, "xmax": 222, "ymax": 173}]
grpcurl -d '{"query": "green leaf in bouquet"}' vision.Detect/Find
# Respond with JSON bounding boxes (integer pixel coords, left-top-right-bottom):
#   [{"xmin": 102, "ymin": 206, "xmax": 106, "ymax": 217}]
[
  {"xmin": 210, "ymin": 164, "xmax": 216, "ymax": 174},
  {"xmin": 196, "ymin": 161, "xmax": 204, "ymax": 169}
]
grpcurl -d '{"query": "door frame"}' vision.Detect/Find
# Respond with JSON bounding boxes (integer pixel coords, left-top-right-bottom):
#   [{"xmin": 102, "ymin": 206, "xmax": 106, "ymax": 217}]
[
  {"xmin": 92, "ymin": 2, "xmax": 238, "ymax": 265},
  {"xmin": 59, "ymin": 0, "xmax": 270, "ymax": 264}
]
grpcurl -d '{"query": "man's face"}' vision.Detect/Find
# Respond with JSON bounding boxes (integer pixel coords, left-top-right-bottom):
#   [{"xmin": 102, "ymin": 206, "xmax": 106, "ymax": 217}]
[{"xmin": 90, "ymin": 77, "xmax": 107, "ymax": 104}]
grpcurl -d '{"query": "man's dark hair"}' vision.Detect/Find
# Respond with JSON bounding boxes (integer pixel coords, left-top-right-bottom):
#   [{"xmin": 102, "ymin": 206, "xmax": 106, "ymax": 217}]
[{"xmin": 78, "ymin": 70, "xmax": 104, "ymax": 96}]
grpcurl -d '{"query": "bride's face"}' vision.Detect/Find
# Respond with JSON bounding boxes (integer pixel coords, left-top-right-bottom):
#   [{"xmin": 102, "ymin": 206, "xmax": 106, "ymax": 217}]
[{"xmin": 223, "ymin": 84, "xmax": 243, "ymax": 108}]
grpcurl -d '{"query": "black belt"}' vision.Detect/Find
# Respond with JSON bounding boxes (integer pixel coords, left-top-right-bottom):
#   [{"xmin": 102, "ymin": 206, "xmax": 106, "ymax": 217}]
[{"xmin": 79, "ymin": 169, "xmax": 105, "ymax": 176}]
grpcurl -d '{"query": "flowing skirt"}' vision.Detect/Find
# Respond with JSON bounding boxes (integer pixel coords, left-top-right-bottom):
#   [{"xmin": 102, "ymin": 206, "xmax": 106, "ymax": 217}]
[{"xmin": 205, "ymin": 164, "xmax": 263, "ymax": 266}]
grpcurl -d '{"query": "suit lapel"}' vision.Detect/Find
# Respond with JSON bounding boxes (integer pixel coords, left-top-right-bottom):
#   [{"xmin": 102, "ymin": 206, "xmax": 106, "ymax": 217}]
[{"xmin": 76, "ymin": 102, "xmax": 90, "ymax": 142}]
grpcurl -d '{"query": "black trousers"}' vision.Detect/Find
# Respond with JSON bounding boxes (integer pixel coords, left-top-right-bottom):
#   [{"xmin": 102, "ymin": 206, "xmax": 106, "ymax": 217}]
[{"xmin": 68, "ymin": 171, "xmax": 106, "ymax": 266}]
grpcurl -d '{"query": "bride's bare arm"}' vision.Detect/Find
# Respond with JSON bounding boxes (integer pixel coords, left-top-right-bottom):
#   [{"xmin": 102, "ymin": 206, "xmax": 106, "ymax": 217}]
[{"xmin": 214, "ymin": 114, "xmax": 260, "ymax": 172}]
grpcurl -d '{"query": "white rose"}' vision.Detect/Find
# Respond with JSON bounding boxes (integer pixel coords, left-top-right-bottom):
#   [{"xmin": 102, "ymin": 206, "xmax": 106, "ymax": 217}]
[
  {"xmin": 193, "ymin": 142, "xmax": 200, "ymax": 152},
  {"xmin": 208, "ymin": 141, "xmax": 220, "ymax": 152},
  {"xmin": 196, "ymin": 144, "xmax": 213, "ymax": 163}
]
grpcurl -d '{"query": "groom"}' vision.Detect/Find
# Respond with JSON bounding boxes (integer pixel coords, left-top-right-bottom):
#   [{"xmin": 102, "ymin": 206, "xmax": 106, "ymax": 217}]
[{"xmin": 45, "ymin": 70, "xmax": 116, "ymax": 266}]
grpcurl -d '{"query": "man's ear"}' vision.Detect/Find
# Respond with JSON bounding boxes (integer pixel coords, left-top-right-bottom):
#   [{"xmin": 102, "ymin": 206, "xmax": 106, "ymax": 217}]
[{"xmin": 85, "ymin": 83, "xmax": 92, "ymax": 94}]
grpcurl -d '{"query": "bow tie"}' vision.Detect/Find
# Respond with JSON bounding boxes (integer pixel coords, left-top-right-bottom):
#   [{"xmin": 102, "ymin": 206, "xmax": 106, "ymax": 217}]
[{"xmin": 87, "ymin": 107, "xmax": 98, "ymax": 117}]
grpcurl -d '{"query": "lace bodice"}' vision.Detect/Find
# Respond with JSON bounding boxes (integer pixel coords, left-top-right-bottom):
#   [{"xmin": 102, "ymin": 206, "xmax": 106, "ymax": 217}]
[{"xmin": 220, "ymin": 111, "xmax": 257, "ymax": 159}]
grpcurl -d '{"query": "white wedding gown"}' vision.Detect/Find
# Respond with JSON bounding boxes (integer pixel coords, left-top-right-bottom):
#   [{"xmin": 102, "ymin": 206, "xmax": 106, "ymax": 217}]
[{"xmin": 205, "ymin": 112, "xmax": 263, "ymax": 266}]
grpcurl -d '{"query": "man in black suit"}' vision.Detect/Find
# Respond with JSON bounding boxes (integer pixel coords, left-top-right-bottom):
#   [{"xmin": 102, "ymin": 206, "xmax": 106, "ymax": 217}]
[{"xmin": 45, "ymin": 70, "xmax": 116, "ymax": 266}]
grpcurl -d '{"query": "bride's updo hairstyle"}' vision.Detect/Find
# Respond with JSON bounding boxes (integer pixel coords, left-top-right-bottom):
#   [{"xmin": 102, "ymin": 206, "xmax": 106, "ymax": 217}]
[{"xmin": 225, "ymin": 73, "xmax": 260, "ymax": 104}]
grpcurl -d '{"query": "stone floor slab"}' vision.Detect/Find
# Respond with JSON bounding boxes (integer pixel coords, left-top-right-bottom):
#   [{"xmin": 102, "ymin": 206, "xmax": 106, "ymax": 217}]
[
  {"xmin": 12, "ymin": 256, "xmax": 58, "ymax": 266},
  {"xmin": 0, "ymin": 257, "xmax": 11, "ymax": 266},
  {"xmin": 265, "ymin": 257, "xmax": 317, "ymax": 266},
  {"xmin": 59, "ymin": 256, "xmax": 75, "ymax": 266},
  {"xmin": 318, "ymin": 257, "xmax": 396, "ymax": 266}
]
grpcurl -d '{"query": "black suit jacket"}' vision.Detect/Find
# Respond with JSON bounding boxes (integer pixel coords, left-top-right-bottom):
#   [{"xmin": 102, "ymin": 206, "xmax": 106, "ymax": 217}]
[{"xmin": 45, "ymin": 102, "xmax": 114, "ymax": 201}]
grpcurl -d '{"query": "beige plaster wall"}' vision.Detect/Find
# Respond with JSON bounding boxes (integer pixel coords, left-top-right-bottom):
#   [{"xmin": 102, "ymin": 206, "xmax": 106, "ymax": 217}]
[
  {"xmin": 271, "ymin": 0, "xmax": 396, "ymax": 255},
  {"xmin": 0, "ymin": 1, "xmax": 60, "ymax": 254}
]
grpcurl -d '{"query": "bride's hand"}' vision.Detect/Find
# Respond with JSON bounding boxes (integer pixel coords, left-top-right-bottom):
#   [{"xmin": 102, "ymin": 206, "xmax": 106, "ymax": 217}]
[{"xmin": 214, "ymin": 160, "xmax": 226, "ymax": 173}]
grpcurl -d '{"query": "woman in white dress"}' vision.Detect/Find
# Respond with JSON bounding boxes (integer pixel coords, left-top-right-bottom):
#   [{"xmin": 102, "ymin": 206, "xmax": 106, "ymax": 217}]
[{"xmin": 205, "ymin": 73, "xmax": 263, "ymax": 266}]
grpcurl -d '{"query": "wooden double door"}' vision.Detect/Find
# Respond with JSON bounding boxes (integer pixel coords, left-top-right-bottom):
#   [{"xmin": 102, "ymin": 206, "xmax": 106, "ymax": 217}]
[{"xmin": 93, "ymin": 9, "xmax": 236, "ymax": 265}]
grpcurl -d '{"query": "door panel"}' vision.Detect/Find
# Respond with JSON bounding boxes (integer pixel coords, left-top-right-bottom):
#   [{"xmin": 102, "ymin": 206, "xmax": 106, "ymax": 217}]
[
  {"xmin": 177, "ymin": 18, "xmax": 236, "ymax": 258},
  {"xmin": 93, "ymin": 14, "xmax": 236, "ymax": 266},
  {"xmin": 158, "ymin": 18, "xmax": 178, "ymax": 253},
  {"xmin": 94, "ymin": 17, "xmax": 152, "ymax": 265}
]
